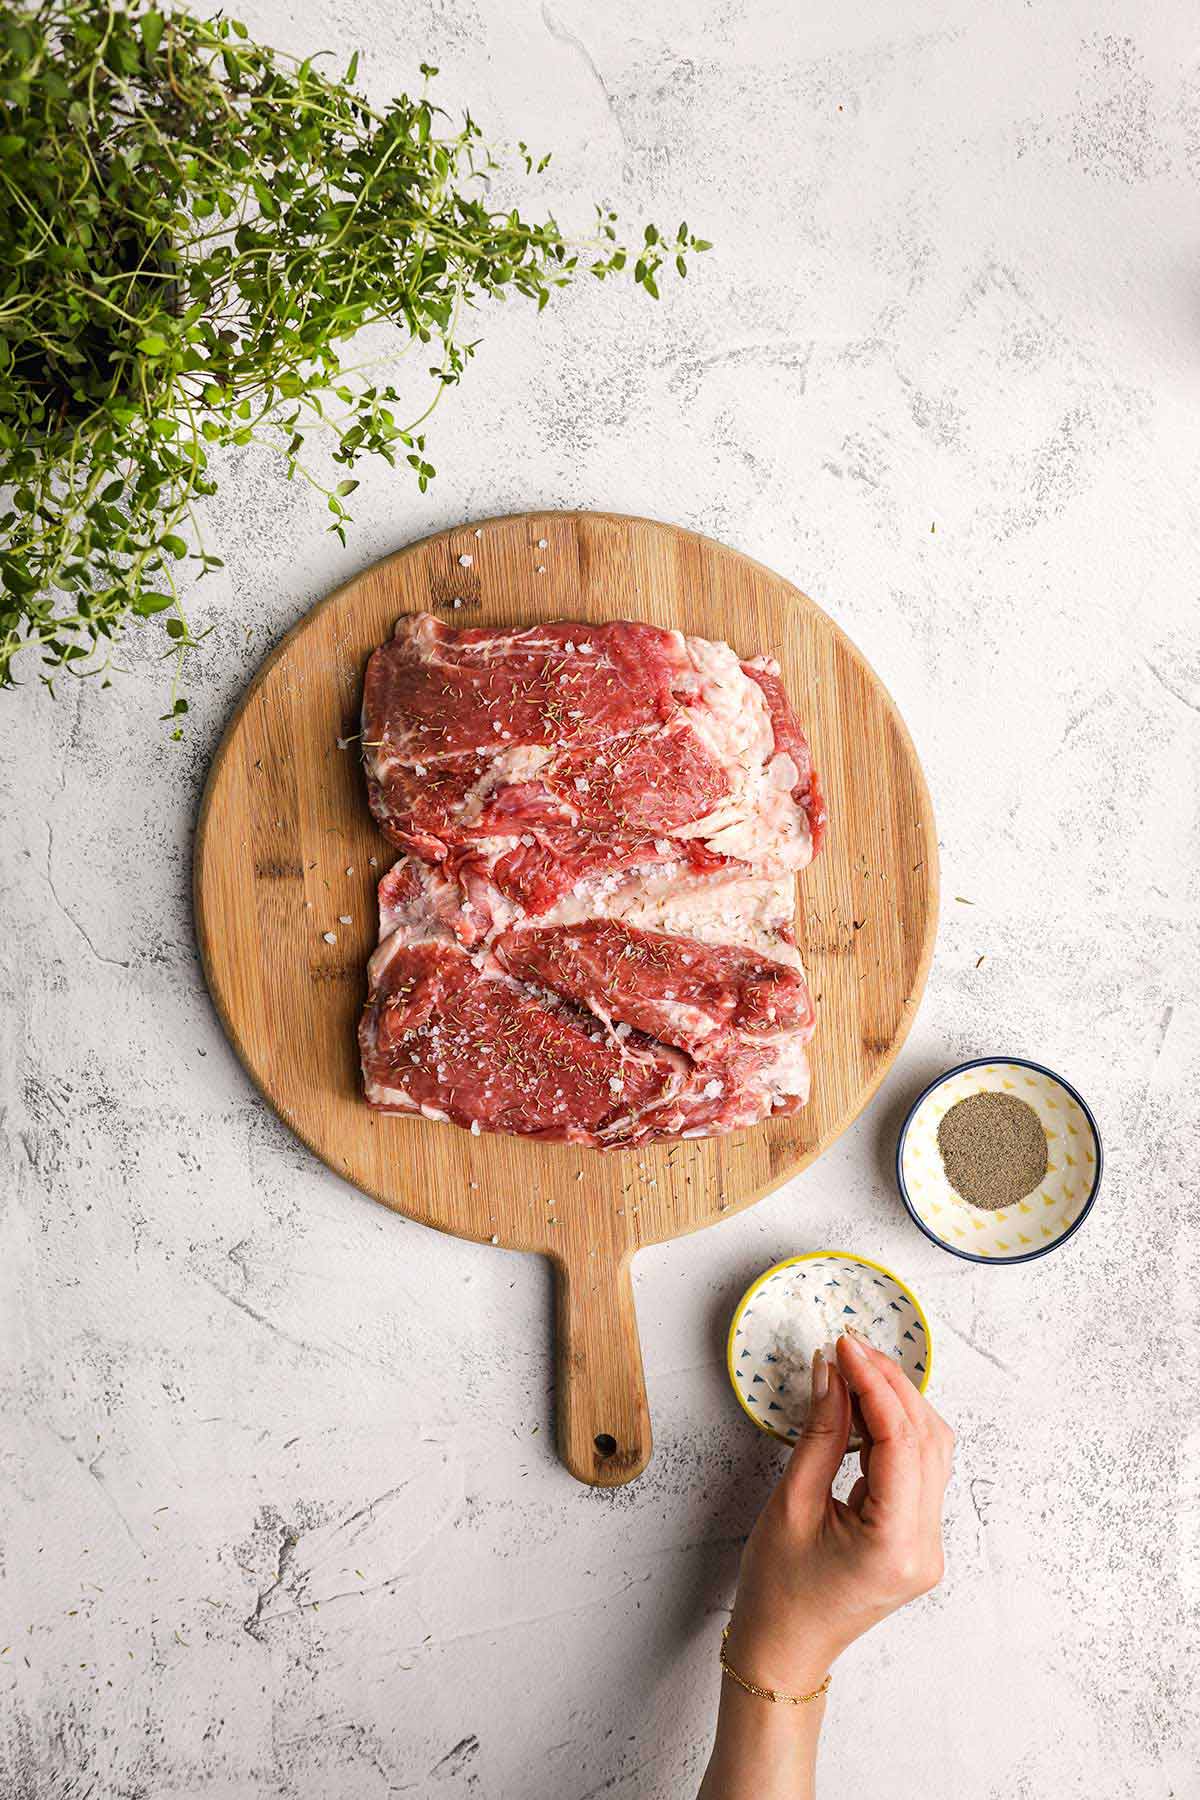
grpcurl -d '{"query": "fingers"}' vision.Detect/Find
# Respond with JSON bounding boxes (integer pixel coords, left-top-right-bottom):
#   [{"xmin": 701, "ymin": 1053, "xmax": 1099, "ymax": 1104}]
[
  {"xmin": 844, "ymin": 1474, "xmax": 869, "ymax": 1515},
  {"xmin": 782, "ymin": 1349, "xmax": 851, "ymax": 1511},
  {"xmin": 834, "ymin": 1332, "xmax": 921, "ymax": 1522},
  {"xmin": 841, "ymin": 1332, "xmax": 955, "ymax": 1488}
]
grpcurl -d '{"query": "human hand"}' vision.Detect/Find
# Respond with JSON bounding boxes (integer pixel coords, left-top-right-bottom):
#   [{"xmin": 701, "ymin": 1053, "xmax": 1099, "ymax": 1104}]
[{"xmin": 725, "ymin": 1329, "xmax": 954, "ymax": 1691}]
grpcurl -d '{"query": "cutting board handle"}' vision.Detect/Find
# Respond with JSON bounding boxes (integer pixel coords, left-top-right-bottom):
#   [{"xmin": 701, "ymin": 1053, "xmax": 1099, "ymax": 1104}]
[{"xmin": 553, "ymin": 1247, "xmax": 651, "ymax": 1486}]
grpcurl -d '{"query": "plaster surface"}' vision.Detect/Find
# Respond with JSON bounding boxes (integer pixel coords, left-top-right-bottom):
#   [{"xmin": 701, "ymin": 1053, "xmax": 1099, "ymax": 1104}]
[{"xmin": 2, "ymin": 3, "xmax": 1198, "ymax": 1795}]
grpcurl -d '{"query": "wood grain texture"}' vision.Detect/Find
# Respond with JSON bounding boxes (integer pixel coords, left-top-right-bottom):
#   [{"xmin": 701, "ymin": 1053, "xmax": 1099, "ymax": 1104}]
[{"xmin": 194, "ymin": 512, "xmax": 938, "ymax": 1486}]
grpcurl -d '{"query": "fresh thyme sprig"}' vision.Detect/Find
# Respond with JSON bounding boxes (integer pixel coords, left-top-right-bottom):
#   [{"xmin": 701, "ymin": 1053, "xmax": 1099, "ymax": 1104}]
[{"xmin": 0, "ymin": 1, "xmax": 708, "ymax": 729}]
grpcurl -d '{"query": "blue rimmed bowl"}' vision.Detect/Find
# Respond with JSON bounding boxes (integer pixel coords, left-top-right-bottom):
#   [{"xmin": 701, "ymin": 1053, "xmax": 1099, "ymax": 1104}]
[{"xmin": 896, "ymin": 1057, "xmax": 1103, "ymax": 1265}]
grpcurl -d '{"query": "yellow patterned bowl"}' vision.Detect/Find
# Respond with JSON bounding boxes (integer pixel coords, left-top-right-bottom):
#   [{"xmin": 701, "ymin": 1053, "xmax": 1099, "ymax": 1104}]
[
  {"xmin": 727, "ymin": 1251, "xmax": 932, "ymax": 1445},
  {"xmin": 896, "ymin": 1057, "xmax": 1102, "ymax": 1264}
]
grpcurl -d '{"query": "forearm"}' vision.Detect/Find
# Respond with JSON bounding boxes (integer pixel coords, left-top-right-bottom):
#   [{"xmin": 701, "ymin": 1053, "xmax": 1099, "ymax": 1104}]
[{"xmin": 698, "ymin": 1682, "xmax": 825, "ymax": 1800}]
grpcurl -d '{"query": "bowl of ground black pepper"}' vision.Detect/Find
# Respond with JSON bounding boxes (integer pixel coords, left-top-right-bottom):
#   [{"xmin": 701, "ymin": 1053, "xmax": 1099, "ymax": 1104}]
[{"xmin": 895, "ymin": 1058, "xmax": 1102, "ymax": 1264}]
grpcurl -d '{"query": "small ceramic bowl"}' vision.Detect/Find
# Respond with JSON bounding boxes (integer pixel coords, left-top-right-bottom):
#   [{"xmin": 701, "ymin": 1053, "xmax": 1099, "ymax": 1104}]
[
  {"xmin": 896, "ymin": 1056, "xmax": 1102, "ymax": 1265},
  {"xmin": 726, "ymin": 1251, "xmax": 932, "ymax": 1446}
]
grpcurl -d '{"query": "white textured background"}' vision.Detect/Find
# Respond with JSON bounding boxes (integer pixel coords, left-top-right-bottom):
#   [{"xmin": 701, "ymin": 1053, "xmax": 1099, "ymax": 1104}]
[{"xmin": 2, "ymin": 2, "xmax": 1199, "ymax": 1794}]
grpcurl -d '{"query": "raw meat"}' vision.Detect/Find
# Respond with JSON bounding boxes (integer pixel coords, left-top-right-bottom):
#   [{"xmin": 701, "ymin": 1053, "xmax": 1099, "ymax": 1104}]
[
  {"xmin": 491, "ymin": 920, "xmax": 815, "ymax": 1060},
  {"xmin": 358, "ymin": 615, "xmax": 826, "ymax": 1149},
  {"xmin": 358, "ymin": 862, "xmax": 812, "ymax": 1147},
  {"xmin": 362, "ymin": 615, "xmax": 826, "ymax": 918}
]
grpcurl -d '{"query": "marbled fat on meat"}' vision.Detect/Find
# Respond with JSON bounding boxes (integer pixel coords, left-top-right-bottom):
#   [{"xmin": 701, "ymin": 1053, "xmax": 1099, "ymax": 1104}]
[
  {"xmin": 362, "ymin": 615, "xmax": 824, "ymax": 914},
  {"xmin": 359, "ymin": 615, "xmax": 826, "ymax": 1148}
]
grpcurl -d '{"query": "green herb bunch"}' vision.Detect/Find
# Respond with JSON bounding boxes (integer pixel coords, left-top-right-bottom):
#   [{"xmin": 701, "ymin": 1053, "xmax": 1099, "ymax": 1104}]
[{"xmin": 0, "ymin": 1, "xmax": 706, "ymax": 726}]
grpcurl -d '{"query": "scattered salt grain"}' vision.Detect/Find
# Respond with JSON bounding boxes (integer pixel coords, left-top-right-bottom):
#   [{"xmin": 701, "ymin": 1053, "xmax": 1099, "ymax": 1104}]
[
  {"xmin": 536, "ymin": 565, "xmax": 546, "ymax": 574},
  {"xmin": 537, "ymin": 537, "xmax": 548, "ymax": 549},
  {"xmin": 452, "ymin": 598, "xmax": 463, "ymax": 610},
  {"xmin": 338, "ymin": 915, "xmax": 352, "ymax": 925},
  {"xmin": 458, "ymin": 553, "xmax": 473, "ymax": 568},
  {"xmin": 345, "ymin": 866, "xmax": 354, "ymax": 876},
  {"xmin": 474, "ymin": 528, "xmax": 482, "ymax": 538},
  {"xmin": 490, "ymin": 1234, "xmax": 500, "ymax": 1245},
  {"xmin": 369, "ymin": 857, "xmax": 378, "ymax": 868},
  {"xmin": 322, "ymin": 931, "xmax": 337, "ymax": 944},
  {"xmin": 470, "ymin": 1120, "xmax": 481, "ymax": 1136}
]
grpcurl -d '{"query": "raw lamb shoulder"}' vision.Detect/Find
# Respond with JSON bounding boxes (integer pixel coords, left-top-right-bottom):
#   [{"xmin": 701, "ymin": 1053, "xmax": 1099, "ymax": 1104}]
[{"xmin": 359, "ymin": 614, "xmax": 826, "ymax": 1148}]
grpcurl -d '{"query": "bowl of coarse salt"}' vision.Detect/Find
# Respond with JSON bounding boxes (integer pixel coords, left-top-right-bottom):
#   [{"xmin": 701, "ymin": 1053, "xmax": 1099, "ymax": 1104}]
[{"xmin": 726, "ymin": 1252, "xmax": 932, "ymax": 1447}]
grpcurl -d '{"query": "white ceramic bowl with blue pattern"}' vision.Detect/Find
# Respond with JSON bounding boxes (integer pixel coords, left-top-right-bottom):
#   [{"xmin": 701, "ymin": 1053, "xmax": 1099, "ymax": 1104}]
[{"xmin": 726, "ymin": 1251, "xmax": 932, "ymax": 1446}]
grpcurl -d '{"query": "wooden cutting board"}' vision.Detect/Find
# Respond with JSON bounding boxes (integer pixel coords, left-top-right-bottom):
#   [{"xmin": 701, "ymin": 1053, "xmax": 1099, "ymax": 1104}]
[{"xmin": 194, "ymin": 512, "xmax": 938, "ymax": 1486}]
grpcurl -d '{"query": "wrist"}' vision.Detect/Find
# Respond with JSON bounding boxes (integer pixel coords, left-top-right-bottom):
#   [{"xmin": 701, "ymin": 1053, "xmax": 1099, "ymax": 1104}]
[{"xmin": 724, "ymin": 1611, "xmax": 841, "ymax": 1696}]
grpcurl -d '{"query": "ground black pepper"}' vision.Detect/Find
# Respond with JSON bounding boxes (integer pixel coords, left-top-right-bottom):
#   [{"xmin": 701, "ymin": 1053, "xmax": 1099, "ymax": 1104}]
[{"xmin": 936, "ymin": 1090, "xmax": 1048, "ymax": 1210}]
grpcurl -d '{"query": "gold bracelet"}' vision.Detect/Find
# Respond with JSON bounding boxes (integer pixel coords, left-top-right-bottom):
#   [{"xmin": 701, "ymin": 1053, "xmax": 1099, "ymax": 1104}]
[{"xmin": 719, "ymin": 1626, "xmax": 831, "ymax": 1706}]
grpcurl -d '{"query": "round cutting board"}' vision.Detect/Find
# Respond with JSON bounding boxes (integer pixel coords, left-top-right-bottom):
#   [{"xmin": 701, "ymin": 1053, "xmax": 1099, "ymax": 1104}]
[{"xmin": 195, "ymin": 512, "xmax": 938, "ymax": 1486}]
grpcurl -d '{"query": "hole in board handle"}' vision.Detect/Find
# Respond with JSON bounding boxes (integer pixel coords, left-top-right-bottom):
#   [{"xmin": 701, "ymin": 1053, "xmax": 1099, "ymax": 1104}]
[{"xmin": 594, "ymin": 1433, "xmax": 618, "ymax": 1458}]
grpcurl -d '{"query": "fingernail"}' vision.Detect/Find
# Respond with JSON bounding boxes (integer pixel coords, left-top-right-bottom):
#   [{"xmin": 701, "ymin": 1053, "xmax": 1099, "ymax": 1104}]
[
  {"xmin": 839, "ymin": 1328, "xmax": 868, "ymax": 1359},
  {"xmin": 811, "ymin": 1348, "xmax": 829, "ymax": 1400}
]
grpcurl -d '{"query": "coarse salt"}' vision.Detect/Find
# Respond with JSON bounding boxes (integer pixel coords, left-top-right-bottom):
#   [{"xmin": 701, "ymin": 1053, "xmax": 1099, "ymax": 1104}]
[{"xmin": 739, "ymin": 1267, "xmax": 912, "ymax": 1432}]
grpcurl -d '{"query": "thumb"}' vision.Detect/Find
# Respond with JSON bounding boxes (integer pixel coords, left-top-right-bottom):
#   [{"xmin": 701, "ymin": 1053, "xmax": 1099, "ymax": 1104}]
[{"xmin": 782, "ymin": 1350, "xmax": 851, "ymax": 1510}]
